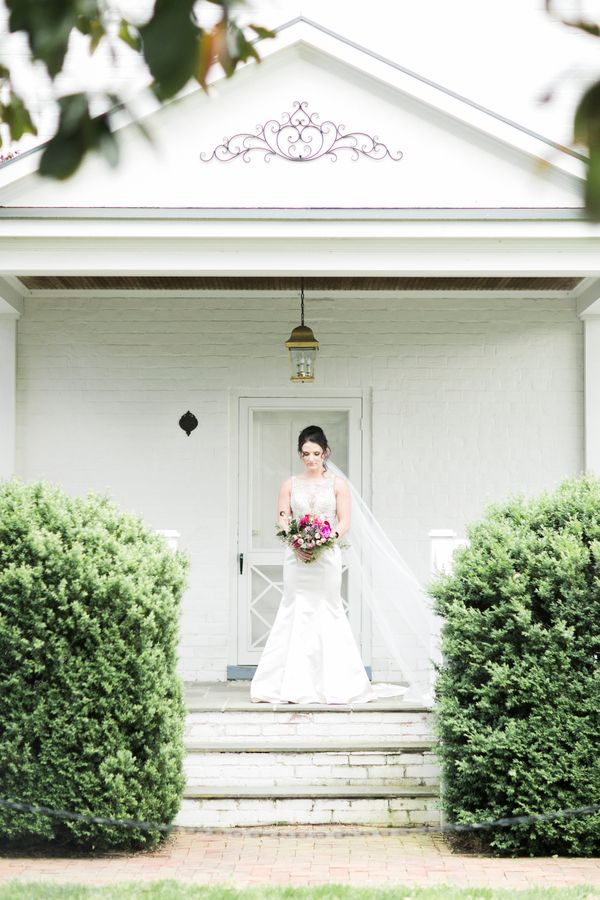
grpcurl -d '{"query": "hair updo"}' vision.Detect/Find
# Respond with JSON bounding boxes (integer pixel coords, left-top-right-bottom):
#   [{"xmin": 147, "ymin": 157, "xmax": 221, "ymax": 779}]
[{"xmin": 297, "ymin": 425, "xmax": 331, "ymax": 470}]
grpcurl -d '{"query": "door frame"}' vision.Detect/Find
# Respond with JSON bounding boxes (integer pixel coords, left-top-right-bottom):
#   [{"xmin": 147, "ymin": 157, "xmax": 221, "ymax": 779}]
[{"xmin": 227, "ymin": 388, "xmax": 373, "ymax": 672}]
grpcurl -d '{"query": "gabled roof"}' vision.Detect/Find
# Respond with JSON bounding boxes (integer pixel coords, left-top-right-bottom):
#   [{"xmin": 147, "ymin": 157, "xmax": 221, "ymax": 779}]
[
  {"xmin": 0, "ymin": 15, "xmax": 585, "ymax": 211},
  {"xmin": 268, "ymin": 16, "xmax": 586, "ymax": 177},
  {"xmin": 0, "ymin": 14, "xmax": 586, "ymax": 190}
]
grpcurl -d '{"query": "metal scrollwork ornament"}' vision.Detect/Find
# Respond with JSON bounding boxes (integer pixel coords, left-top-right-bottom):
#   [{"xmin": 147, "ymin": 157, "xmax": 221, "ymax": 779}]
[{"xmin": 200, "ymin": 100, "xmax": 403, "ymax": 163}]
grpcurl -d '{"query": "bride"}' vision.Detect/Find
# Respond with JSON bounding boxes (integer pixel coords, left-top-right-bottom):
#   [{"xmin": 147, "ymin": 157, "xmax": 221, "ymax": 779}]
[{"xmin": 250, "ymin": 424, "xmax": 407, "ymax": 704}]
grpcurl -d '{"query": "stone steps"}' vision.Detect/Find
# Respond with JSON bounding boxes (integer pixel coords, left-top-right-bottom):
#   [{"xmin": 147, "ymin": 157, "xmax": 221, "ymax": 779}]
[
  {"xmin": 185, "ymin": 740, "xmax": 434, "ymax": 752},
  {"xmin": 184, "ymin": 746, "xmax": 440, "ymax": 787},
  {"xmin": 184, "ymin": 784, "xmax": 437, "ymax": 799},
  {"xmin": 185, "ymin": 710, "xmax": 434, "ymax": 742},
  {"xmin": 177, "ymin": 789, "xmax": 440, "ymax": 828},
  {"xmin": 177, "ymin": 683, "xmax": 441, "ymax": 828}
]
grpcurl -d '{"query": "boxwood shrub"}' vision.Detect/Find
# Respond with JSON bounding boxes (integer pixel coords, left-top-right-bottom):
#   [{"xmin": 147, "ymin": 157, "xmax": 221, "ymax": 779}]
[
  {"xmin": 0, "ymin": 478, "xmax": 189, "ymax": 850},
  {"xmin": 431, "ymin": 475, "xmax": 600, "ymax": 857}
]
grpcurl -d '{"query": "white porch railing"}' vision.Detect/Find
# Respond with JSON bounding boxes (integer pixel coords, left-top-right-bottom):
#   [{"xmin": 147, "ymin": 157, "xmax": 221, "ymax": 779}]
[
  {"xmin": 429, "ymin": 529, "xmax": 469, "ymax": 575},
  {"xmin": 155, "ymin": 529, "xmax": 180, "ymax": 553},
  {"xmin": 156, "ymin": 530, "xmax": 467, "ymax": 571}
]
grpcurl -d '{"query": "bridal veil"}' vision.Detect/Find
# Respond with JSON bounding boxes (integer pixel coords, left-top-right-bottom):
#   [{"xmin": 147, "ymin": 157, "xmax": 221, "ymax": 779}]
[{"xmin": 328, "ymin": 459, "xmax": 440, "ymax": 706}]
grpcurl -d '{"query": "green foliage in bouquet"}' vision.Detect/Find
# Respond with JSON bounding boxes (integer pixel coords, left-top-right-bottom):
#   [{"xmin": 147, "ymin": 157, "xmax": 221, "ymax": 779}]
[
  {"xmin": 430, "ymin": 476, "xmax": 600, "ymax": 856},
  {"xmin": 0, "ymin": 478, "xmax": 189, "ymax": 851}
]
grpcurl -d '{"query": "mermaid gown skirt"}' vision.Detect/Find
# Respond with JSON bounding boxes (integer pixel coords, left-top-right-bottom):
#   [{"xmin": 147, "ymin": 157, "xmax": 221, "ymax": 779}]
[{"xmin": 250, "ymin": 473, "xmax": 405, "ymax": 704}]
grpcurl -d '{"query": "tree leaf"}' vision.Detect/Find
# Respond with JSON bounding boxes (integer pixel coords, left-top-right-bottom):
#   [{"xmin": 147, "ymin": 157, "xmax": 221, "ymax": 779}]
[
  {"xmin": 196, "ymin": 29, "xmax": 217, "ymax": 91},
  {"xmin": 557, "ymin": 17, "xmax": 600, "ymax": 38},
  {"xmin": 249, "ymin": 24, "xmax": 276, "ymax": 40},
  {"xmin": 139, "ymin": 0, "xmax": 199, "ymax": 101},
  {"xmin": 39, "ymin": 94, "xmax": 117, "ymax": 180},
  {"xmin": 88, "ymin": 18, "xmax": 105, "ymax": 54},
  {"xmin": 574, "ymin": 80, "xmax": 600, "ymax": 147},
  {"xmin": 57, "ymin": 93, "xmax": 89, "ymax": 136},
  {"xmin": 6, "ymin": 0, "xmax": 90, "ymax": 79},
  {"xmin": 96, "ymin": 118, "xmax": 119, "ymax": 168},
  {"xmin": 2, "ymin": 0, "xmax": 271, "ymax": 179},
  {"xmin": 118, "ymin": 19, "xmax": 141, "ymax": 52},
  {"xmin": 39, "ymin": 130, "xmax": 86, "ymax": 180},
  {"xmin": 585, "ymin": 145, "xmax": 600, "ymax": 221},
  {"xmin": 218, "ymin": 21, "xmax": 260, "ymax": 77},
  {"xmin": 573, "ymin": 80, "xmax": 600, "ymax": 218},
  {"xmin": 0, "ymin": 93, "xmax": 38, "ymax": 142},
  {"xmin": 232, "ymin": 25, "xmax": 260, "ymax": 65}
]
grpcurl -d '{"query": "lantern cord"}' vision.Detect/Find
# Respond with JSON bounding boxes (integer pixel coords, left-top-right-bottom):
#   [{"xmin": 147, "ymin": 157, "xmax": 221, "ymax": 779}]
[{"xmin": 300, "ymin": 279, "xmax": 305, "ymax": 326}]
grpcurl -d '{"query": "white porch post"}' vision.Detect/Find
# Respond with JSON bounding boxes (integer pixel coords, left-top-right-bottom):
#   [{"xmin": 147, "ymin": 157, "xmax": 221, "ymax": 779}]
[
  {"xmin": 584, "ymin": 315, "xmax": 600, "ymax": 475},
  {"xmin": 0, "ymin": 314, "xmax": 17, "ymax": 481}
]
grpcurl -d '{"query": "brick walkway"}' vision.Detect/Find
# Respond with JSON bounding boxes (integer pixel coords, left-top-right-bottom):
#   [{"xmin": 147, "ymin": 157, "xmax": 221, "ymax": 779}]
[{"xmin": 1, "ymin": 827, "xmax": 600, "ymax": 889}]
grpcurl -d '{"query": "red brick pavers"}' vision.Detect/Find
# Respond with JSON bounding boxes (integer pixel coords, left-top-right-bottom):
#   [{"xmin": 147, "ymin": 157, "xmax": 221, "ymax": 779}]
[{"xmin": 1, "ymin": 827, "xmax": 600, "ymax": 889}]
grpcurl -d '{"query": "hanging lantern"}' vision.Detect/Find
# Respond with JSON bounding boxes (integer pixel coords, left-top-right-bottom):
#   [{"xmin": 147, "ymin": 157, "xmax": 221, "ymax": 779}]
[{"xmin": 284, "ymin": 280, "xmax": 320, "ymax": 382}]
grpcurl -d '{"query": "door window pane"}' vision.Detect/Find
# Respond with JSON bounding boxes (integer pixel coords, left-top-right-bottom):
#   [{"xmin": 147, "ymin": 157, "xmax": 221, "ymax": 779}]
[
  {"xmin": 251, "ymin": 410, "xmax": 349, "ymax": 550},
  {"xmin": 250, "ymin": 565, "xmax": 284, "ymax": 649}
]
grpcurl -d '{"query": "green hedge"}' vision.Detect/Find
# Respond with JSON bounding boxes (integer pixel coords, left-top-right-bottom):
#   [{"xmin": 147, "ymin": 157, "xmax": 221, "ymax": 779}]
[
  {"xmin": 431, "ymin": 476, "xmax": 600, "ymax": 856},
  {"xmin": 0, "ymin": 478, "xmax": 189, "ymax": 850}
]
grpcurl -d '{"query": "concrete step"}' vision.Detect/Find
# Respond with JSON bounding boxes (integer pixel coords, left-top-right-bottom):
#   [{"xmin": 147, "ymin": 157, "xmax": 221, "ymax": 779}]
[
  {"xmin": 184, "ymin": 747, "xmax": 440, "ymax": 788},
  {"xmin": 184, "ymin": 739, "xmax": 435, "ymax": 752},
  {"xmin": 185, "ymin": 709, "xmax": 435, "ymax": 743},
  {"xmin": 184, "ymin": 784, "xmax": 437, "ymax": 799},
  {"xmin": 187, "ymin": 699, "xmax": 430, "ymax": 714},
  {"xmin": 176, "ymin": 785, "xmax": 440, "ymax": 828}
]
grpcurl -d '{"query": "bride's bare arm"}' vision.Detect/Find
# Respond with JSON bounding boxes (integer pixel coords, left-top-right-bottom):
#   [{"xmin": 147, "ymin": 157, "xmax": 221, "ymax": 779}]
[
  {"xmin": 334, "ymin": 477, "xmax": 351, "ymax": 540},
  {"xmin": 277, "ymin": 478, "xmax": 312, "ymax": 561},
  {"xmin": 276, "ymin": 478, "xmax": 292, "ymax": 530}
]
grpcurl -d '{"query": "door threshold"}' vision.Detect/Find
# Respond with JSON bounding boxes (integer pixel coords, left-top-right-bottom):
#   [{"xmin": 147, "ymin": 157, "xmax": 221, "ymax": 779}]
[{"xmin": 227, "ymin": 665, "xmax": 373, "ymax": 681}]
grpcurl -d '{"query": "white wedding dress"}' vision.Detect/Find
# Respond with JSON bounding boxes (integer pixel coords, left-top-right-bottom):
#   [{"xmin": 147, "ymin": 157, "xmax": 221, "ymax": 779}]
[{"xmin": 250, "ymin": 472, "xmax": 407, "ymax": 704}]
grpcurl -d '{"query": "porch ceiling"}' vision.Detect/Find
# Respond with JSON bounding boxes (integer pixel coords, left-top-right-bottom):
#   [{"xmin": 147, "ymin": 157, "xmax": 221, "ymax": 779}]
[{"xmin": 17, "ymin": 275, "xmax": 583, "ymax": 292}]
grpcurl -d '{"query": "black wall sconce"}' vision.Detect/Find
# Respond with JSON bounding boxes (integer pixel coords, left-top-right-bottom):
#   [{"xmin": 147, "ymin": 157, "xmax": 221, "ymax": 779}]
[{"xmin": 179, "ymin": 411, "xmax": 198, "ymax": 436}]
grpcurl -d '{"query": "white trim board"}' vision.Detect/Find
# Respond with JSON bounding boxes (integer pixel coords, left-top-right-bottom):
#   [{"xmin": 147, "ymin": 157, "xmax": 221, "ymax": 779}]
[{"xmin": 0, "ymin": 208, "xmax": 589, "ymax": 220}]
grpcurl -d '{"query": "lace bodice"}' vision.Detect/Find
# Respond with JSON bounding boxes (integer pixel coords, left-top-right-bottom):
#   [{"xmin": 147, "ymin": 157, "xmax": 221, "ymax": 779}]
[{"xmin": 291, "ymin": 473, "xmax": 337, "ymax": 520}]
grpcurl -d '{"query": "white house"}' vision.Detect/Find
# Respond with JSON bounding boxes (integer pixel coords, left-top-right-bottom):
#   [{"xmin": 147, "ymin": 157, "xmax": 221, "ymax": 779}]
[{"xmin": 1, "ymin": 15, "xmax": 599, "ymax": 697}]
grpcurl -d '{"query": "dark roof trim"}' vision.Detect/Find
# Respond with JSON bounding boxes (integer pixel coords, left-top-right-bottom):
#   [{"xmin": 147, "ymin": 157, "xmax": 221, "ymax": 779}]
[{"xmin": 18, "ymin": 275, "xmax": 583, "ymax": 292}]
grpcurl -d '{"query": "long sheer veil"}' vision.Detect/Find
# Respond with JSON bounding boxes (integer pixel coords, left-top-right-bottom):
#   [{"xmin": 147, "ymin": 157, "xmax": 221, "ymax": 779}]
[{"xmin": 328, "ymin": 459, "xmax": 439, "ymax": 706}]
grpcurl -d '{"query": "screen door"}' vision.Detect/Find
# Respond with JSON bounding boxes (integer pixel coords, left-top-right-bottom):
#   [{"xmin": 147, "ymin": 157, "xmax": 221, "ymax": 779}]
[{"xmin": 237, "ymin": 398, "xmax": 363, "ymax": 666}]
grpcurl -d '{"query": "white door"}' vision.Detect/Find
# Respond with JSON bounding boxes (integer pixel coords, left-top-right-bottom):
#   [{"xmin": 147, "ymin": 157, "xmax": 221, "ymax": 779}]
[{"xmin": 237, "ymin": 397, "xmax": 364, "ymax": 666}]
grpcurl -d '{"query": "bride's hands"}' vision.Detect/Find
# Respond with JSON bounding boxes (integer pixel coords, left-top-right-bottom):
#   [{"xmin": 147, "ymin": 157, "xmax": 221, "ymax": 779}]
[{"xmin": 294, "ymin": 547, "xmax": 313, "ymax": 563}]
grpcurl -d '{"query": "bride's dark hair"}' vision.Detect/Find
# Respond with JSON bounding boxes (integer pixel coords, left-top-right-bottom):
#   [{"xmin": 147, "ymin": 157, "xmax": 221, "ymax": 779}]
[{"xmin": 298, "ymin": 425, "xmax": 331, "ymax": 470}]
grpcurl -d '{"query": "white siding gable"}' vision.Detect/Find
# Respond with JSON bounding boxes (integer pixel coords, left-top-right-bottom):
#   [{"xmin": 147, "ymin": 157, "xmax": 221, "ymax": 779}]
[{"xmin": 0, "ymin": 37, "xmax": 584, "ymax": 209}]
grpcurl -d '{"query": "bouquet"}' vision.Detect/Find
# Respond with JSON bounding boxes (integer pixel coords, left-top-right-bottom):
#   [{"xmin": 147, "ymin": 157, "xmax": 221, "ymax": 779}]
[{"xmin": 276, "ymin": 514, "xmax": 343, "ymax": 563}]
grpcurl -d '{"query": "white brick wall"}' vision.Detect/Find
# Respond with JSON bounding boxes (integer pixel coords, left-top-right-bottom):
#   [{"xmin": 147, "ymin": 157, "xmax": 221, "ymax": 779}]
[{"xmin": 15, "ymin": 292, "xmax": 583, "ymax": 680}]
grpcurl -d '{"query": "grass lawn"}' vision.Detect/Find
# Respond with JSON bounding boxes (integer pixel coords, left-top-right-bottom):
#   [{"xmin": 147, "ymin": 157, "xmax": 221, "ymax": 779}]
[{"xmin": 0, "ymin": 885, "xmax": 599, "ymax": 899}]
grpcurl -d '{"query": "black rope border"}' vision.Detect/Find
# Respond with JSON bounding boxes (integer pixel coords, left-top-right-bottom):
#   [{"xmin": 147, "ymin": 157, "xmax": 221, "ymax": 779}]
[{"xmin": 2, "ymin": 797, "xmax": 599, "ymax": 838}]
